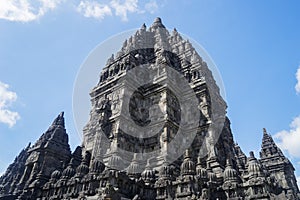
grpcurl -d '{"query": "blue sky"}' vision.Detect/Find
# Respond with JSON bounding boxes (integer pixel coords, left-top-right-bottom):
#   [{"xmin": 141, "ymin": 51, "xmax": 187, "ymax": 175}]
[{"xmin": 0, "ymin": 0, "xmax": 300, "ymax": 185}]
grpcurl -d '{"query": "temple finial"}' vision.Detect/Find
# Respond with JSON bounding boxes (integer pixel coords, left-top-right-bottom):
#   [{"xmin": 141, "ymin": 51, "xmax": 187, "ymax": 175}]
[
  {"xmin": 52, "ymin": 112, "xmax": 65, "ymax": 127},
  {"xmin": 154, "ymin": 17, "xmax": 162, "ymax": 23},
  {"xmin": 184, "ymin": 149, "xmax": 191, "ymax": 159},
  {"xmin": 25, "ymin": 142, "xmax": 31, "ymax": 150},
  {"xmin": 151, "ymin": 17, "xmax": 165, "ymax": 29},
  {"xmin": 225, "ymin": 158, "xmax": 231, "ymax": 167},
  {"xmin": 106, "ymin": 54, "xmax": 114, "ymax": 65},
  {"xmin": 59, "ymin": 111, "xmax": 64, "ymax": 118},
  {"xmin": 141, "ymin": 23, "xmax": 146, "ymax": 30},
  {"xmin": 263, "ymin": 128, "xmax": 268, "ymax": 136}
]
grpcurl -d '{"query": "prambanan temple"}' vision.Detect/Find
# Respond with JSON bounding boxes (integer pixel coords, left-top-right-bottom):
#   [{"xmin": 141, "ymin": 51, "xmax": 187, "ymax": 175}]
[{"xmin": 0, "ymin": 18, "xmax": 299, "ymax": 200}]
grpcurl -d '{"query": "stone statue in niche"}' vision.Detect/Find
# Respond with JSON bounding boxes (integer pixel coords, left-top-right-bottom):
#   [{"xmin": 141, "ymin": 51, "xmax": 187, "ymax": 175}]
[
  {"xmin": 199, "ymin": 93, "xmax": 211, "ymax": 121},
  {"xmin": 111, "ymin": 91, "xmax": 121, "ymax": 114},
  {"xmin": 96, "ymin": 98, "xmax": 112, "ymax": 124},
  {"xmin": 96, "ymin": 98, "xmax": 112, "ymax": 139},
  {"xmin": 169, "ymin": 94, "xmax": 180, "ymax": 124},
  {"xmin": 129, "ymin": 89, "xmax": 152, "ymax": 127},
  {"xmin": 200, "ymin": 188, "xmax": 210, "ymax": 200}
]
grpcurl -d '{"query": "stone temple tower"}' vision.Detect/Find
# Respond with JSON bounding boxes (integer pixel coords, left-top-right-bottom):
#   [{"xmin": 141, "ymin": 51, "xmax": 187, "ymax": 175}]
[
  {"xmin": 0, "ymin": 112, "xmax": 71, "ymax": 199},
  {"xmin": 82, "ymin": 17, "xmax": 227, "ymax": 177},
  {"xmin": 0, "ymin": 18, "xmax": 299, "ymax": 200}
]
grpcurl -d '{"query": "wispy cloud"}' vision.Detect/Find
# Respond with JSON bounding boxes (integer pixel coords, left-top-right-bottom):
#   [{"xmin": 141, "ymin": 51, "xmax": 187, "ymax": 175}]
[
  {"xmin": 77, "ymin": 0, "xmax": 158, "ymax": 21},
  {"xmin": 144, "ymin": 0, "xmax": 158, "ymax": 14},
  {"xmin": 297, "ymin": 176, "xmax": 300, "ymax": 189},
  {"xmin": 77, "ymin": 1, "xmax": 112, "ymax": 20},
  {"xmin": 0, "ymin": 0, "xmax": 159, "ymax": 22},
  {"xmin": 274, "ymin": 115, "xmax": 300, "ymax": 158},
  {"xmin": 110, "ymin": 0, "xmax": 138, "ymax": 21},
  {"xmin": 0, "ymin": 81, "xmax": 20, "ymax": 127},
  {"xmin": 38, "ymin": 0, "xmax": 63, "ymax": 16},
  {"xmin": 296, "ymin": 66, "xmax": 300, "ymax": 94},
  {"xmin": 0, "ymin": 0, "xmax": 63, "ymax": 22}
]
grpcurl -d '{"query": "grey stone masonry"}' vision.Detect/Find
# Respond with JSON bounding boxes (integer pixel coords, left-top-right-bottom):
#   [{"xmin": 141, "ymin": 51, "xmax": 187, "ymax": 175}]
[{"xmin": 0, "ymin": 18, "xmax": 299, "ymax": 200}]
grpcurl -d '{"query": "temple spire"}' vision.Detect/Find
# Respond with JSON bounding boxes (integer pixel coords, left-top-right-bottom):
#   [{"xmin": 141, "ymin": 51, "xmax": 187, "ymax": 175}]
[
  {"xmin": 260, "ymin": 128, "xmax": 285, "ymax": 159},
  {"xmin": 263, "ymin": 127, "xmax": 268, "ymax": 137},
  {"xmin": 260, "ymin": 129, "xmax": 299, "ymax": 196},
  {"xmin": 33, "ymin": 112, "xmax": 68, "ymax": 149},
  {"xmin": 51, "ymin": 111, "xmax": 65, "ymax": 127}
]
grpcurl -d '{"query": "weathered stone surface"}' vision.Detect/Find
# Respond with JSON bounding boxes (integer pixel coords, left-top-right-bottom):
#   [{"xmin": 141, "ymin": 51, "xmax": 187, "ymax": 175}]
[{"xmin": 0, "ymin": 18, "xmax": 299, "ymax": 200}]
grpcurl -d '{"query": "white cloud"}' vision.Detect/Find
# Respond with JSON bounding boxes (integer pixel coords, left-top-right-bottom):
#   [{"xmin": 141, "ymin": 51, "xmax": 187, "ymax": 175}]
[
  {"xmin": 0, "ymin": 81, "xmax": 20, "ymax": 127},
  {"xmin": 0, "ymin": 0, "xmax": 160, "ymax": 23},
  {"xmin": 296, "ymin": 66, "xmax": 300, "ymax": 94},
  {"xmin": 77, "ymin": 0, "xmax": 139, "ymax": 22},
  {"xmin": 38, "ymin": 0, "xmax": 63, "ymax": 16},
  {"xmin": 0, "ymin": 0, "xmax": 159, "ymax": 22},
  {"xmin": 77, "ymin": 0, "xmax": 158, "ymax": 22},
  {"xmin": 110, "ymin": 0, "xmax": 138, "ymax": 21},
  {"xmin": 0, "ymin": 0, "xmax": 63, "ymax": 22},
  {"xmin": 274, "ymin": 115, "xmax": 300, "ymax": 158},
  {"xmin": 144, "ymin": 0, "xmax": 158, "ymax": 14},
  {"xmin": 0, "ymin": 0, "xmax": 36, "ymax": 22},
  {"xmin": 77, "ymin": 1, "xmax": 112, "ymax": 20},
  {"xmin": 297, "ymin": 176, "xmax": 300, "ymax": 189}
]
